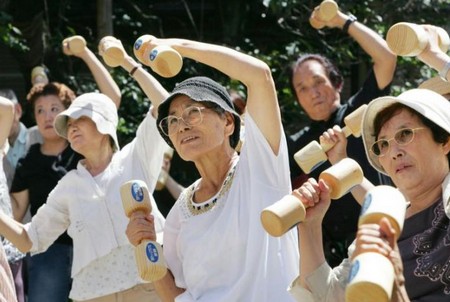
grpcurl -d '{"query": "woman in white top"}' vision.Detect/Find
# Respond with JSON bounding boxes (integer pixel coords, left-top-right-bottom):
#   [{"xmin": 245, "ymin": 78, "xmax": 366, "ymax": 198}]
[
  {"xmin": 0, "ymin": 96, "xmax": 17, "ymax": 302},
  {"xmin": 0, "ymin": 45, "xmax": 171, "ymax": 300},
  {"xmin": 126, "ymin": 37, "xmax": 299, "ymax": 302}
]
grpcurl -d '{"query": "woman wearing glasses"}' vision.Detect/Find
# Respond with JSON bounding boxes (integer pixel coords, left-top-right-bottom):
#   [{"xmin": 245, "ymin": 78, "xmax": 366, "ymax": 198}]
[
  {"xmin": 288, "ymin": 88, "xmax": 450, "ymax": 301},
  {"xmin": 125, "ymin": 38, "xmax": 299, "ymax": 301}
]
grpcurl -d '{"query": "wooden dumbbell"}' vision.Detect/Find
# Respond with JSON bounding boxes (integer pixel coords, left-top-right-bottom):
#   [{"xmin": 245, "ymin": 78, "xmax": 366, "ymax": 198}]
[
  {"xmin": 155, "ymin": 147, "xmax": 174, "ymax": 191},
  {"xmin": 386, "ymin": 22, "xmax": 450, "ymax": 57},
  {"xmin": 261, "ymin": 157, "xmax": 363, "ymax": 237},
  {"xmin": 133, "ymin": 35, "xmax": 183, "ymax": 78},
  {"xmin": 294, "ymin": 104, "xmax": 367, "ymax": 174},
  {"xmin": 120, "ymin": 180, "xmax": 167, "ymax": 281},
  {"xmin": 31, "ymin": 66, "xmax": 48, "ymax": 86},
  {"xmin": 346, "ymin": 185, "xmax": 407, "ymax": 302},
  {"xmin": 98, "ymin": 36, "xmax": 126, "ymax": 67},
  {"xmin": 309, "ymin": 0, "xmax": 339, "ymax": 29},
  {"xmin": 62, "ymin": 35, "xmax": 86, "ymax": 55}
]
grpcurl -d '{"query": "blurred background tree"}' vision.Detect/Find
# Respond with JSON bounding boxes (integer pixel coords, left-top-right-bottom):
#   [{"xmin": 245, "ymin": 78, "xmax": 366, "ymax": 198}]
[{"xmin": 0, "ymin": 0, "xmax": 448, "ymax": 142}]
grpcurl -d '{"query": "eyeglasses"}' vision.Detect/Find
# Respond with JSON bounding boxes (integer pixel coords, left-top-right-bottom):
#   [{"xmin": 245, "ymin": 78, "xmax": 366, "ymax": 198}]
[
  {"xmin": 159, "ymin": 106, "xmax": 206, "ymax": 136},
  {"xmin": 370, "ymin": 127, "xmax": 425, "ymax": 157}
]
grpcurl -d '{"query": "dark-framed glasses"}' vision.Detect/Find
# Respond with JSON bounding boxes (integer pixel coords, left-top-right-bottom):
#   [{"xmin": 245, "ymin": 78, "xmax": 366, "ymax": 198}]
[
  {"xmin": 370, "ymin": 127, "xmax": 425, "ymax": 157},
  {"xmin": 159, "ymin": 106, "xmax": 206, "ymax": 136}
]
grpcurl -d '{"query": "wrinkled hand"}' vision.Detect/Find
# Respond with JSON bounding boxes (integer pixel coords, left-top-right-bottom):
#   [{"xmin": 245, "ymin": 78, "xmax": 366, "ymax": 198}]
[
  {"xmin": 292, "ymin": 177, "xmax": 331, "ymax": 227},
  {"xmin": 125, "ymin": 211, "xmax": 157, "ymax": 246},
  {"xmin": 319, "ymin": 125, "xmax": 348, "ymax": 165}
]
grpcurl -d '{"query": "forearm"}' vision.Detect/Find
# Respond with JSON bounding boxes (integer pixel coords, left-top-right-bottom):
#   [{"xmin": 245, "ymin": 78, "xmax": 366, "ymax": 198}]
[
  {"xmin": 345, "ymin": 16, "xmax": 396, "ymax": 88},
  {"xmin": 153, "ymin": 269, "xmax": 185, "ymax": 302},
  {"xmin": 10, "ymin": 195, "xmax": 27, "ymax": 223},
  {"xmin": 77, "ymin": 48, "xmax": 122, "ymax": 107},
  {"xmin": 0, "ymin": 211, "xmax": 32, "ymax": 253},
  {"xmin": 165, "ymin": 174, "xmax": 184, "ymax": 200},
  {"xmin": 418, "ymin": 50, "xmax": 450, "ymax": 81},
  {"xmin": 297, "ymin": 223, "xmax": 326, "ymax": 288},
  {"xmin": 121, "ymin": 55, "xmax": 169, "ymax": 110}
]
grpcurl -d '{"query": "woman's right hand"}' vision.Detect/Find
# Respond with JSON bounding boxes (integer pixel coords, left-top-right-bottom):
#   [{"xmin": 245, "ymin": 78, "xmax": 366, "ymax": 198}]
[
  {"xmin": 125, "ymin": 211, "xmax": 157, "ymax": 246},
  {"xmin": 292, "ymin": 177, "xmax": 332, "ymax": 227}
]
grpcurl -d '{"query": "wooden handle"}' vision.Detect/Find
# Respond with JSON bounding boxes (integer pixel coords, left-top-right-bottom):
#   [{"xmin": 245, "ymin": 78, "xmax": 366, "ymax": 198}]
[
  {"xmin": 293, "ymin": 105, "xmax": 367, "ymax": 173},
  {"xmin": 120, "ymin": 180, "xmax": 167, "ymax": 281},
  {"xmin": 309, "ymin": 0, "xmax": 339, "ymax": 29},
  {"xmin": 98, "ymin": 36, "xmax": 126, "ymax": 67},
  {"xmin": 133, "ymin": 35, "xmax": 183, "ymax": 78},
  {"xmin": 261, "ymin": 158, "xmax": 363, "ymax": 236}
]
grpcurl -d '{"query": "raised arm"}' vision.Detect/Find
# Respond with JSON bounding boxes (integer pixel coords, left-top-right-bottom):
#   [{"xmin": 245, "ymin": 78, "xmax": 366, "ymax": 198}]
[
  {"xmin": 311, "ymin": 6, "xmax": 397, "ymax": 89},
  {"xmin": 0, "ymin": 96, "xmax": 14, "ymax": 150},
  {"xmin": 149, "ymin": 38, "xmax": 282, "ymax": 153},
  {"xmin": 62, "ymin": 37, "xmax": 122, "ymax": 108}
]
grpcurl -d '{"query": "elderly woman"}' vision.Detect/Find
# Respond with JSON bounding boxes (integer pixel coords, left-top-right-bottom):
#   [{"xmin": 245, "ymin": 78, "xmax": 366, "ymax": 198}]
[
  {"xmin": 288, "ymin": 88, "xmax": 450, "ymax": 301},
  {"xmin": 0, "ymin": 87, "xmax": 168, "ymax": 301},
  {"xmin": 0, "ymin": 96, "xmax": 18, "ymax": 302},
  {"xmin": 126, "ymin": 38, "xmax": 299, "ymax": 301}
]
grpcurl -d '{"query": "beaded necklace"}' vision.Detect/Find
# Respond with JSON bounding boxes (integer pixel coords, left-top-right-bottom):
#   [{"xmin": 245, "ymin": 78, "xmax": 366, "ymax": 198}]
[{"xmin": 186, "ymin": 163, "xmax": 237, "ymax": 216}]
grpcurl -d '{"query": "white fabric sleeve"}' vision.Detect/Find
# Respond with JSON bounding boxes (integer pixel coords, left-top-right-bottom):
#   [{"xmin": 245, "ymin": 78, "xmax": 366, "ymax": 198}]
[{"xmin": 288, "ymin": 243, "xmax": 355, "ymax": 302}]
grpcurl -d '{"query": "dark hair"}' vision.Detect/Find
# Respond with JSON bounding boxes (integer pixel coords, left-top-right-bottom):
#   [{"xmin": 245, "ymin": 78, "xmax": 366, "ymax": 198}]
[
  {"xmin": 373, "ymin": 103, "xmax": 450, "ymax": 165},
  {"xmin": 27, "ymin": 82, "xmax": 76, "ymax": 111},
  {"xmin": 289, "ymin": 54, "xmax": 344, "ymax": 99}
]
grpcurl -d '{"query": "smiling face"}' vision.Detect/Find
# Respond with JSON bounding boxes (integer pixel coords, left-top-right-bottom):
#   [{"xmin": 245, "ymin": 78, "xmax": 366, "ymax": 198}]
[
  {"xmin": 34, "ymin": 95, "xmax": 66, "ymax": 141},
  {"xmin": 377, "ymin": 109, "xmax": 450, "ymax": 195},
  {"xmin": 166, "ymin": 95, "xmax": 234, "ymax": 161},
  {"xmin": 292, "ymin": 60, "xmax": 341, "ymax": 121}
]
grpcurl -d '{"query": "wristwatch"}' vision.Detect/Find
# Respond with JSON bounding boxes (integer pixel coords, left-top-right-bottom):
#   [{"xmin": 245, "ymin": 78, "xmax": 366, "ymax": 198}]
[{"xmin": 343, "ymin": 14, "xmax": 357, "ymax": 34}]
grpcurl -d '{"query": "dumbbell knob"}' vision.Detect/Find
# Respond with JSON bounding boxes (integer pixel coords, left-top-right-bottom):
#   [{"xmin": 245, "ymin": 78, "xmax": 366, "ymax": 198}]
[
  {"xmin": 120, "ymin": 180, "xmax": 151, "ymax": 217},
  {"xmin": 63, "ymin": 36, "xmax": 86, "ymax": 55},
  {"xmin": 386, "ymin": 22, "xmax": 450, "ymax": 57},
  {"xmin": 133, "ymin": 35, "xmax": 183, "ymax": 78},
  {"xmin": 98, "ymin": 36, "xmax": 125, "ymax": 67},
  {"xmin": 135, "ymin": 240, "xmax": 167, "ymax": 281},
  {"xmin": 309, "ymin": 0, "xmax": 339, "ymax": 29}
]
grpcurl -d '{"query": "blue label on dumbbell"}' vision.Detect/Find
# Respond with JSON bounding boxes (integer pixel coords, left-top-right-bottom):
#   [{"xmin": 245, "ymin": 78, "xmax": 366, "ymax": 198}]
[
  {"xmin": 131, "ymin": 182, "xmax": 144, "ymax": 202},
  {"xmin": 146, "ymin": 242, "xmax": 159, "ymax": 263},
  {"xmin": 360, "ymin": 193, "xmax": 372, "ymax": 215},
  {"xmin": 348, "ymin": 260, "xmax": 360, "ymax": 282},
  {"xmin": 134, "ymin": 39, "xmax": 143, "ymax": 50},
  {"xmin": 310, "ymin": 159, "xmax": 326, "ymax": 172},
  {"xmin": 150, "ymin": 49, "xmax": 159, "ymax": 61}
]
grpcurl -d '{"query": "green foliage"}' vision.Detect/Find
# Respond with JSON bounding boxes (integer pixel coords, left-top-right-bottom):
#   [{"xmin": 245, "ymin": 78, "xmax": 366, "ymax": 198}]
[{"xmin": 1, "ymin": 0, "xmax": 448, "ymax": 141}]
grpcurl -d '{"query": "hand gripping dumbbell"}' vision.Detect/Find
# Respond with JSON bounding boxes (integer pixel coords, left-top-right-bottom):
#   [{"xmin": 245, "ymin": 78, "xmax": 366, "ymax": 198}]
[
  {"xmin": 62, "ymin": 35, "xmax": 86, "ymax": 55},
  {"xmin": 386, "ymin": 22, "xmax": 450, "ymax": 57},
  {"xmin": 261, "ymin": 157, "xmax": 363, "ymax": 237},
  {"xmin": 346, "ymin": 185, "xmax": 407, "ymax": 302},
  {"xmin": 294, "ymin": 104, "xmax": 367, "ymax": 174},
  {"xmin": 98, "ymin": 36, "xmax": 126, "ymax": 67},
  {"xmin": 133, "ymin": 35, "xmax": 183, "ymax": 78},
  {"xmin": 309, "ymin": 0, "xmax": 339, "ymax": 29},
  {"xmin": 120, "ymin": 180, "xmax": 167, "ymax": 281}
]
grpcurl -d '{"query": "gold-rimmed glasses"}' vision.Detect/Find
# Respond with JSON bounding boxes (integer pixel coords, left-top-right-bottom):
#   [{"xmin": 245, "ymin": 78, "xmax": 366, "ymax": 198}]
[
  {"xmin": 159, "ymin": 106, "xmax": 207, "ymax": 136},
  {"xmin": 370, "ymin": 127, "xmax": 425, "ymax": 157}
]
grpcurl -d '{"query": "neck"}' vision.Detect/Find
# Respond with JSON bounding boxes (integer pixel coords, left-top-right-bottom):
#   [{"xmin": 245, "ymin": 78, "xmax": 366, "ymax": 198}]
[
  {"xmin": 404, "ymin": 181, "xmax": 443, "ymax": 218},
  {"xmin": 194, "ymin": 150, "xmax": 238, "ymax": 202},
  {"xmin": 40, "ymin": 138, "xmax": 68, "ymax": 156},
  {"xmin": 83, "ymin": 146, "xmax": 113, "ymax": 177}
]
